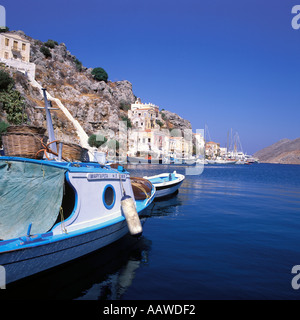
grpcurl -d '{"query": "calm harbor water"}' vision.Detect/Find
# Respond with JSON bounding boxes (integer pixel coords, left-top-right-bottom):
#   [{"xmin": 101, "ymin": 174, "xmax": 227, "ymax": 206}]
[{"xmin": 4, "ymin": 163, "xmax": 300, "ymax": 300}]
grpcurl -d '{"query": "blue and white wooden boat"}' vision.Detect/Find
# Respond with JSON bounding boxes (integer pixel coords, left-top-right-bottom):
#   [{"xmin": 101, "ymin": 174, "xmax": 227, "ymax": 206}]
[
  {"xmin": 0, "ymin": 89, "xmax": 155, "ymax": 285},
  {"xmin": 0, "ymin": 159, "xmax": 155, "ymax": 285},
  {"xmin": 143, "ymin": 171, "xmax": 185, "ymax": 199}
]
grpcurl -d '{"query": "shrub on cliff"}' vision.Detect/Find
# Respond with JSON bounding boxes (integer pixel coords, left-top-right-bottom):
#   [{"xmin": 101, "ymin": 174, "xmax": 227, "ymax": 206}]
[
  {"xmin": 40, "ymin": 46, "xmax": 52, "ymax": 58},
  {"xmin": 91, "ymin": 67, "xmax": 108, "ymax": 82},
  {"xmin": 44, "ymin": 39, "xmax": 58, "ymax": 49},
  {"xmin": 0, "ymin": 84, "xmax": 27, "ymax": 125},
  {"xmin": 88, "ymin": 134, "xmax": 107, "ymax": 148},
  {"xmin": 74, "ymin": 58, "xmax": 83, "ymax": 72},
  {"xmin": 0, "ymin": 70, "xmax": 14, "ymax": 91},
  {"xmin": 120, "ymin": 101, "xmax": 131, "ymax": 111}
]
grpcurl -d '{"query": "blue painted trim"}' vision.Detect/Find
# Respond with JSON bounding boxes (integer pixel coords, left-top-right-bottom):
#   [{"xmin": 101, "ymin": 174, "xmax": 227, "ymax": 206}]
[
  {"xmin": 102, "ymin": 184, "xmax": 116, "ymax": 210},
  {"xmin": 0, "ymin": 157, "xmax": 129, "ymax": 174},
  {"xmin": 0, "ymin": 216, "xmax": 126, "ymax": 253}
]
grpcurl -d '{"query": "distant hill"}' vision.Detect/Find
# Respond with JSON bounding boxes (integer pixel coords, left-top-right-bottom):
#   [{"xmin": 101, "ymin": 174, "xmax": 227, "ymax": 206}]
[{"xmin": 254, "ymin": 138, "xmax": 300, "ymax": 164}]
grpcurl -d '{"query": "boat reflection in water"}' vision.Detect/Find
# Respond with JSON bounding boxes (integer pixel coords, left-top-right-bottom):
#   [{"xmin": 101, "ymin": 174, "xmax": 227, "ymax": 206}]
[
  {"xmin": 3, "ymin": 185, "xmax": 183, "ymax": 300},
  {"xmin": 142, "ymin": 190, "xmax": 183, "ymax": 218},
  {"xmin": 3, "ymin": 234, "xmax": 152, "ymax": 300}
]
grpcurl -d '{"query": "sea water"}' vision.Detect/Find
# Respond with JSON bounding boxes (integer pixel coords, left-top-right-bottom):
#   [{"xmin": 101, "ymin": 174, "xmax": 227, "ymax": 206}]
[{"xmin": 4, "ymin": 163, "xmax": 300, "ymax": 300}]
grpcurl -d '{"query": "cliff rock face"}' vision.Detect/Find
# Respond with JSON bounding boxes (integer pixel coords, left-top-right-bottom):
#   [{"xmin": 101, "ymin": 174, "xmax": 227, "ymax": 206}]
[
  {"xmin": 2, "ymin": 30, "xmax": 192, "ymax": 145},
  {"xmin": 161, "ymin": 110, "xmax": 192, "ymax": 132},
  {"xmin": 254, "ymin": 138, "xmax": 300, "ymax": 164}
]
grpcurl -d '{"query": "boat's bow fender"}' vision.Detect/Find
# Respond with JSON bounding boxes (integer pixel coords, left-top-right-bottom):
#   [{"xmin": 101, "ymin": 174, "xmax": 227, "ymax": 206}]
[{"xmin": 121, "ymin": 195, "xmax": 142, "ymax": 237}]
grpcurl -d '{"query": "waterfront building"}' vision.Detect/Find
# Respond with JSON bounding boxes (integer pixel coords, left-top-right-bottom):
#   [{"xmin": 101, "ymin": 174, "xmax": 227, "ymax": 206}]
[
  {"xmin": 127, "ymin": 98, "xmax": 197, "ymax": 159},
  {"xmin": 205, "ymin": 141, "xmax": 220, "ymax": 158},
  {"xmin": 128, "ymin": 98, "xmax": 163, "ymax": 131},
  {"xmin": 127, "ymin": 129, "xmax": 170, "ymax": 158},
  {"xmin": 219, "ymin": 147, "xmax": 228, "ymax": 158},
  {"xmin": 0, "ymin": 33, "xmax": 35, "ymax": 79},
  {"xmin": 169, "ymin": 136, "xmax": 183, "ymax": 156}
]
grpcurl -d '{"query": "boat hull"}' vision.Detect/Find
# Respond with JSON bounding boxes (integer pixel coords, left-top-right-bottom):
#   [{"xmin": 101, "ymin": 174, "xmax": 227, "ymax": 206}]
[
  {"xmin": 155, "ymin": 180, "xmax": 184, "ymax": 198},
  {"xmin": 144, "ymin": 172, "xmax": 185, "ymax": 199},
  {"xmin": 1, "ymin": 219, "xmax": 129, "ymax": 285}
]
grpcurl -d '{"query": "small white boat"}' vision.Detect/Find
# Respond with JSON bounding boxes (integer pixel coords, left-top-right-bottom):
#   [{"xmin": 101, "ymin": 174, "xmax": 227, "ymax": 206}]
[
  {"xmin": 206, "ymin": 159, "xmax": 237, "ymax": 165},
  {"xmin": 143, "ymin": 171, "xmax": 185, "ymax": 199}
]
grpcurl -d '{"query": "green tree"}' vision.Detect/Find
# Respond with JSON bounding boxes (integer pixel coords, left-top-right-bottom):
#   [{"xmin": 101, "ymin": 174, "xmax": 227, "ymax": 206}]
[
  {"xmin": 160, "ymin": 112, "xmax": 166, "ymax": 120},
  {"xmin": 44, "ymin": 39, "xmax": 58, "ymax": 48},
  {"xmin": 0, "ymin": 70, "xmax": 14, "ymax": 91},
  {"xmin": 156, "ymin": 119, "xmax": 164, "ymax": 127},
  {"xmin": 91, "ymin": 67, "xmax": 108, "ymax": 82},
  {"xmin": 88, "ymin": 134, "xmax": 107, "ymax": 148},
  {"xmin": 40, "ymin": 46, "xmax": 52, "ymax": 58},
  {"xmin": 0, "ymin": 84, "xmax": 27, "ymax": 124}
]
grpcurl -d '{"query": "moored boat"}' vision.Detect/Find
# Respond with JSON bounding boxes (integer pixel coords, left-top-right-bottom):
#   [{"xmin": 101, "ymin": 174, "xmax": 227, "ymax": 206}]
[
  {"xmin": 0, "ymin": 157, "xmax": 155, "ymax": 285},
  {"xmin": 0, "ymin": 89, "xmax": 156, "ymax": 285},
  {"xmin": 143, "ymin": 171, "xmax": 185, "ymax": 199}
]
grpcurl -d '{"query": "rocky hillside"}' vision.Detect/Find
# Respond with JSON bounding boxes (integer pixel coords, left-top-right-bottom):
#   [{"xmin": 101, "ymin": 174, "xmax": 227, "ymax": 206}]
[
  {"xmin": 1, "ymin": 30, "xmax": 192, "ymax": 145},
  {"xmin": 254, "ymin": 138, "xmax": 300, "ymax": 165},
  {"xmin": 161, "ymin": 110, "xmax": 192, "ymax": 131}
]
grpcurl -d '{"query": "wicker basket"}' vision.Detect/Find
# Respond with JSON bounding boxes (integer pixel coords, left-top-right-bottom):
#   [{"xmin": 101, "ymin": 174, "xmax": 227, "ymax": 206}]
[
  {"xmin": 2, "ymin": 133, "xmax": 48, "ymax": 159},
  {"xmin": 6, "ymin": 125, "xmax": 46, "ymax": 135},
  {"xmin": 60, "ymin": 142, "xmax": 87, "ymax": 162}
]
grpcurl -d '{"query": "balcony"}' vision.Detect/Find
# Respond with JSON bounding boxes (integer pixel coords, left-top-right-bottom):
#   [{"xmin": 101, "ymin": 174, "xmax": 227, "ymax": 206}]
[{"xmin": 11, "ymin": 46, "xmax": 21, "ymax": 53}]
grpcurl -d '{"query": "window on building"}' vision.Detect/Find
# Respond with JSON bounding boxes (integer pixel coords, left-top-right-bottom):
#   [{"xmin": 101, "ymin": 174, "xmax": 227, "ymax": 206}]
[
  {"xmin": 22, "ymin": 43, "xmax": 26, "ymax": 51},
  {"xmin": 141, "ymin": 122, "xmax": 143, "ymax": 126},
  {"xmin": 13, "ymin": 41, "xmax": 18, "ymax": 50},
  {"xmin": 5, "ymin": 38, "xmax": 9, "ymax": 46},
  {"xmin": 4, "ymin": 52, "xmax": 8, "ymax": 59},
  {"xmin": 13, "ymin": 54, "xmax": 17, "ymax": 59}
]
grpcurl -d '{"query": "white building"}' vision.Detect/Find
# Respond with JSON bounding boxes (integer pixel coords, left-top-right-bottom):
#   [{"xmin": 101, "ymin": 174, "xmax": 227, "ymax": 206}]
[
  {"xmin": 219, "ymin": 147, "xmax": 227, "ymax": 158},
  {"xmin": 128, "ymin": 98, "xmax": 163, "ymax": 131},
  {"xmin": 0, "ymin": 33, "xmax": 35, "ymax": 80},
  {"xmin": 127, "ymin": 129, "xmax": 170, "ymax": 158}
]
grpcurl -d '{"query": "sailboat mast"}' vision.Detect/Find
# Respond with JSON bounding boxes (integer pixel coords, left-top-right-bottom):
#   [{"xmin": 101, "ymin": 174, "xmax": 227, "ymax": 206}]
[{"xmin": 227, "ymin": 130, "xmax": 229, "ymax": 156}]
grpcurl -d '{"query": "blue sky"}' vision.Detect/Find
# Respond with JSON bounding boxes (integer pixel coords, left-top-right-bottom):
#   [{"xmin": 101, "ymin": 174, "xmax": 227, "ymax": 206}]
[{"xmin": 2, "ymin": 0, "xmax": 300, "ymax": 154}]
